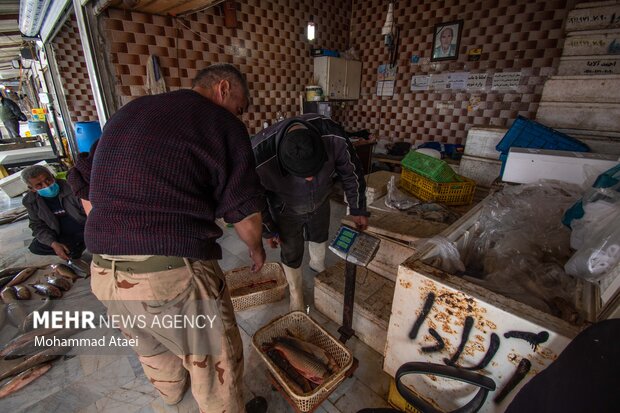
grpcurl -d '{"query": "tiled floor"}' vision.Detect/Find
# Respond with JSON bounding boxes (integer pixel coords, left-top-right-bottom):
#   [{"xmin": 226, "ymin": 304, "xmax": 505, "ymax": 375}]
[{"xmin": 0, "ymin": 194, "xmax": 392, "ymax": 413}]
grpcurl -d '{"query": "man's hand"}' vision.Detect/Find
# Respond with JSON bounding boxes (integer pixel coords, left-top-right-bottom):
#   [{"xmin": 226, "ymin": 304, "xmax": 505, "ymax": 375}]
[
  {"xmin": 352, "ymin": 215, "xmax": 369, "ymax": 231},
  {"xmin": 51, "ymin": 241, "xmax": 70, "ymax": 260},
  {"xmin": 267, "ymin": 234, "xmax": 280, "ymax": 249},
  {"xmin": 249, "ymin": 245, "xmax": 266, "ymax": 273}
]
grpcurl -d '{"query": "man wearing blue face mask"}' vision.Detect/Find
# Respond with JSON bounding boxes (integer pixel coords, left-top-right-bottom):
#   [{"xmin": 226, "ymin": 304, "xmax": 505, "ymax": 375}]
[{"xmin": 21, "ymin": 165, "xmax": 86, "ymax": 260}]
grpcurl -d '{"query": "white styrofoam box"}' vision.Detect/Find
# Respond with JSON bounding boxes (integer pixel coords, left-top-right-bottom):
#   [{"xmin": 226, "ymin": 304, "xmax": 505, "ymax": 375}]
[
  {"xmin": 458, "ymin": 155, "xmax": 502, "ymax": 187},
  {"xmin": 0, "ymin": 172, "xmax": 28, "ymax": 197},
  {"xmin": 558, "ymin": 55, "xmax": 620, "ymax": 76},
  {"xmin": 564, "ymin": 29, "xmax": 620, "ymax": 56},
  {"xmin": 565, "ymin": 5, "xmax": 620, "ymax": 31},
  {"xmin": 383, "ymin": 197, "xmax": 615, "ymax": 412},
  {"xmin": 502, "ymin": 148, "xmax": 619, "ymax": 186},
  {"xmin": 556, "ymin": 129, "xmax": 620, "ymax": 155},
  {"xmin": 541, "ymin": 75, "xmax": 620, "ymax": 104},
  {"xmin": 0, "ymin": 161, "xmax": 56, "ymax": 198},
  {"xmin": 463, "ymin": 127, "xmax": 507, "ymax": 159},
  {"xmin": 537, "ymin": 102, "xmax": 620, "ymax": 131}
]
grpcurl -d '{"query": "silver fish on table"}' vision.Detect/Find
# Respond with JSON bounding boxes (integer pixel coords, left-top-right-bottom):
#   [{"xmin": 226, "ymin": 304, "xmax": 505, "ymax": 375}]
[
  {"xmin": 12, "ymin": 285, "xmax": 31, "ymax": 300},
  {"xmin": 6, "ymin": 267, "xmax": 37, "ymax": 288},
  {"xmin": 45, "ymin": 275, "xmax": 72, "ymax": 291},
  {"xmin": 0, "ymin": 346, "xmax": 69, "ymax": 381},
  {"xmin": 31, "ymin": 284, "xmax": 62, "ymax": 299}
]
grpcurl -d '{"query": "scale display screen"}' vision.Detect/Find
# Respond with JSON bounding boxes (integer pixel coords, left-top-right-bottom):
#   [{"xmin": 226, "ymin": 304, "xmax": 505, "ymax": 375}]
[
  {"xmin": 332, "ymin": 227, "xmax": 358, "ymax": 253},
  {"xmin": 328, "ymin": 225, "xmax": 380, "ymax": 267}
]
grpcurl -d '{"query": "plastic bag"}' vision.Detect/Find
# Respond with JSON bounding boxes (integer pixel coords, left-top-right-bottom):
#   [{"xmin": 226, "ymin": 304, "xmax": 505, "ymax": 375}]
[
  {"xmin": 565, "ymin": 201, "xmax": 620, "ymax": 280},
  {"xmin": 418, "ymin": 235, "xmax": 466, "ymax": 273},
  {"xmin": 385, "ymin": 176, "xmax": 420, "ymax": 210}
]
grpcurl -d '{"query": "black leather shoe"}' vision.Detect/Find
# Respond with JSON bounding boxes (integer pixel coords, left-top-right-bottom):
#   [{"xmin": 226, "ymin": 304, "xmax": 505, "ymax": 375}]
[{"xmin": 245, "ymin": 396, "xmax": 268, "ymax": 413}]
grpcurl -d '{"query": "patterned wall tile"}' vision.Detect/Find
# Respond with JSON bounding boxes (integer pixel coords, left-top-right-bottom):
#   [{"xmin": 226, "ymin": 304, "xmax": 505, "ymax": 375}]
[
  {"xmin": 344, "ymin": 0, "xmax": 583, "ymax": 146},
  {"xmin": 52, "ymin": 14, "xmax": 99, "ymax": 126},
  {"xmin": 102, "ymin": 0, "xmax": 351, "ymax": 134},
  {"xmin": 100, "ymin": 0, "xmax": 589, "ymax": 144}
]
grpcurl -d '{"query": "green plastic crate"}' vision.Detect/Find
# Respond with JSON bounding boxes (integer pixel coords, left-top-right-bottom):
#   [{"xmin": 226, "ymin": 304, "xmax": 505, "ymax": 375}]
[{"xmin": 401, "ymin": 151, "xmax": 460, "ymax": 183}]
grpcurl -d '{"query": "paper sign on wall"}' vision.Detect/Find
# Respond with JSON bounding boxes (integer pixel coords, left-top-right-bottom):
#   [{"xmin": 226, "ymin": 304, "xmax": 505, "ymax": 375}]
[
  {"xmin": 466, "ymin": 73, "xmax": 488, "ymax": 90},
  {"xmin": 377, "ymin": 80, "xmax": 395, "ymax": 96},
  {"xmin": 447, "ymin": 72, "xmax": 468, "ymax": 89},
  {"xmin": 411, "ymin": 75, "xmax": 429, "ymax": 91},
  {"xmin": 429, "ymin": 73, "xmax": 449, "ymax": 89},
  {"xmin": 491, "ymin": 72, "xmax": 521, "ymax": 90}
]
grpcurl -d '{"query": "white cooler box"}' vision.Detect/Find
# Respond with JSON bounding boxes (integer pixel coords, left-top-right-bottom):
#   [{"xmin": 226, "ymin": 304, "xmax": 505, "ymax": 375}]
[{"xmin": 384, "ymin": 199, "xmax": 619, "ymax": 413}]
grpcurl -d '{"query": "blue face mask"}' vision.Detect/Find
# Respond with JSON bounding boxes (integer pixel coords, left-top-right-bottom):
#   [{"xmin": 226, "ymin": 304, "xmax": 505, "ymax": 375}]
[{"xmin": 37, "ymin": 181, "xmax": 60, "ymax": 198}]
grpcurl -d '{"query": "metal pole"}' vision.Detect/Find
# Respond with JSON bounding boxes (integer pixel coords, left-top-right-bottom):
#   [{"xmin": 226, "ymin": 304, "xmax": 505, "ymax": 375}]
[
  {"xmin": 338, "ymin": 261, "xmax": 357, "ymax": 343},
  {"xmin": 72, "ymin": 0, "xmax": 108, "ymax": 127}
]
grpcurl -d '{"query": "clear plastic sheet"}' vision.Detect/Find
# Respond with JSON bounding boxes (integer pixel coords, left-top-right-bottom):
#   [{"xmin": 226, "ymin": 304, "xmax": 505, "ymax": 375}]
[
  {"xmin": 385, "ymin": 176, "xmax": 420, "ymax": 210},
  {"xmin": 446, "ymin": 181, "xmax": 584, "ymax": 322},
  {"xmin": 418, "ymin": 236, "xmax": 466, "ymax": 274},
  {"xmin": 565, "ymin": 199, "xmax": 620, "ymax": 281}
]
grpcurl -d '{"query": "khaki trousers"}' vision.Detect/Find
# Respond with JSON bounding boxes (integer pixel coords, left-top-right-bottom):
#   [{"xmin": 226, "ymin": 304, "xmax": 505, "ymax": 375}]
[{"xmin": 91, "ymin": 259, "xmax": 244, "ymax": 413}]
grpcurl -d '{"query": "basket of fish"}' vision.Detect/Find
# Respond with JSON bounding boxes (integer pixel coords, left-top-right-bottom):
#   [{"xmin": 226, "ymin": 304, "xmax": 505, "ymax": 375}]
[
  {"xmin": 252, "ymin": 311, "xmax": 353, "ymax": 412},
  {"xmin": 225, "ymin": 263, "xmax": 288, "ymax": 311}
]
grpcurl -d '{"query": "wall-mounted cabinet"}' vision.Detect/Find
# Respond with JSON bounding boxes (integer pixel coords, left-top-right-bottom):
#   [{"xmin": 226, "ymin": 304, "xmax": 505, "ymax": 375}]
[{"xmin": 313, "ymin": 56, "xmax": 361, "ymax": 100}]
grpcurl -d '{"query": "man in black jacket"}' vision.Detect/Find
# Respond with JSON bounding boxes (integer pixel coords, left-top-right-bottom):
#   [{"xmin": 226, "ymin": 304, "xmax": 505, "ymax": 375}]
[
  {"xmin": 21, "ymin": 165, "xmax": 86, "ymax": 260},
  {"xmin": 252, "ymin": 114, "xmax": 369, "ymax": 311},
  {"xmin": 0, "ymin": 95, "xmax": 27, "ymax": 139}
]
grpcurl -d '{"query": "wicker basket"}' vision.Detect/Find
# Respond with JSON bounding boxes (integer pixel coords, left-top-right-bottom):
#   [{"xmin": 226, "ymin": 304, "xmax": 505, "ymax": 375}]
[
  {"xmin": 252, "ymin": 311, "xmax": 354, "ymax": 412},
  {"xmin": 224, "ymin": 263, "xmax": 288, "ymax": 311}
]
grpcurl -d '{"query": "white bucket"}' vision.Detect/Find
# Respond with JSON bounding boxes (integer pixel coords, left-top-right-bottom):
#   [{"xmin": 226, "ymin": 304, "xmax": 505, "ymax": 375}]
[{"xmin": 305, "ymin": 85, "xmax": 323, "ymax": 102}]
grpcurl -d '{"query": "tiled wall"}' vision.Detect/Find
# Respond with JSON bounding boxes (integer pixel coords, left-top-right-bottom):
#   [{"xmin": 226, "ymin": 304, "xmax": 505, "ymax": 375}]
[
  {"xmin": 344, "ymin": 0, "xmax": 580, "ymax": 146},
  {"xmin": 102, "ymin": 0, "xmax": 351, "ymax": 135},
  {"xmin": 52, "ymin": 14, "xmax": 99, "ymax": 125}
]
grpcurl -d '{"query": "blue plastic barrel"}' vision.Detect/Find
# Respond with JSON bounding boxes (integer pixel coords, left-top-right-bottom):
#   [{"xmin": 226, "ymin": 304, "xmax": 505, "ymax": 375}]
[{"xmin": 74, "ymin": 121, "xmax": 102, "ymax": 153}]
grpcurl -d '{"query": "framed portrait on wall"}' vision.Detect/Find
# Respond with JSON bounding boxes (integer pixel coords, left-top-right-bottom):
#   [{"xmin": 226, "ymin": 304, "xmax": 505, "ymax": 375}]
[{"xmin": 431, "ymin": 20, "xmax": 463, "ymax": 61}]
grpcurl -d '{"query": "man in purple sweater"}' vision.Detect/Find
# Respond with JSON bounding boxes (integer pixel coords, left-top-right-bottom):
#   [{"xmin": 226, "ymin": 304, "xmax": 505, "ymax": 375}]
[{"xmin": 69, "ymin": 64, "xmax": 267, "ymax": 413}]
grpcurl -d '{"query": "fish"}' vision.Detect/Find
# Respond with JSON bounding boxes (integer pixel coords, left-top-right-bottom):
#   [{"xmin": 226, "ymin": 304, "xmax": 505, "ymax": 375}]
[
  {"xmin": 12, "ymin": 285, "xmax": 31, "ymax": 300},
  {"xmin": 230, "ymin": 279, "xmax": 278, "ymax": 297},
  {"xmin": 20, "ymin": 298, "xmax": 54, "ymax": 333},
  {"xmin": 6, "ymin": 267, "xmax": 38, "ymax": 288},
  {"xmin": 0, "ymin": 287, "xmax": 18, "ymax": 304},
  {"xmin": 272, "ymin": 341, "xmax": 329, "ymax": 384},
  {"xmin": 0, "ymin": 363, "xmax": 53, "ymax": 399},
  {"xmin": 31, "ymin": 284, "xmax": 62, "ymax": 299},
  {"xmin": 0, "ymin": 267, "xmax": 27, "ymax": 282},
  {"xmin": 266, "ymin": 349, "xmax": 312, "ymax": 394},
  {"xmin": 52, "ymin": 264, "xmax": 78, "ymax": 280},
  {"xmin": 66, "ymin": 259, "xmax": 90, "ymax": 278},
  {"xmin": 0, "ymin": 328, "xmax": 62, "ymax": 358},
  {"xmin": 0, "ymin": 346, "xmax": 69, "ymax": 381},
  {"xmin": 0, "ymin": 304, "xmax": 5, "ymax": 330},
  {"xmin": 7, "ymin": 302, "xmax": 28, "ymax": 328},
  {"xmin": 45, "ymin": 275, "xmax": 72, "ymax": 291},
  {"xmin": 1, "ymin": 329, "xmax": 80, "ymax": 360},
  {"xmin": 279, "ymin": 330, "xmax": 338, "ymax": 373}
]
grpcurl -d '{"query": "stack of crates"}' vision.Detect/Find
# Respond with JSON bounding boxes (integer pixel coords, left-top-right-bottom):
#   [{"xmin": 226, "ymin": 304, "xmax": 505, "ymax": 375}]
[
  {"xmin": 399, "ymin": 151, "xmax": 476, "ymax": 206},
  {"xmin": 496, "ymin": 116, "xmax": 590, "ymax": 176}
]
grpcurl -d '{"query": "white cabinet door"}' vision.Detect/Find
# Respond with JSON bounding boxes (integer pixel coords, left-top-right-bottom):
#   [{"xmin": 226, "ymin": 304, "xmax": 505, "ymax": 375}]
[
  {"xmin": 314, "ymin": 57, "xmax": 361, "ymax": 100},
  {"xmin": 345, "ymin": 60, "xmax": 362, "ymax": 99}
]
